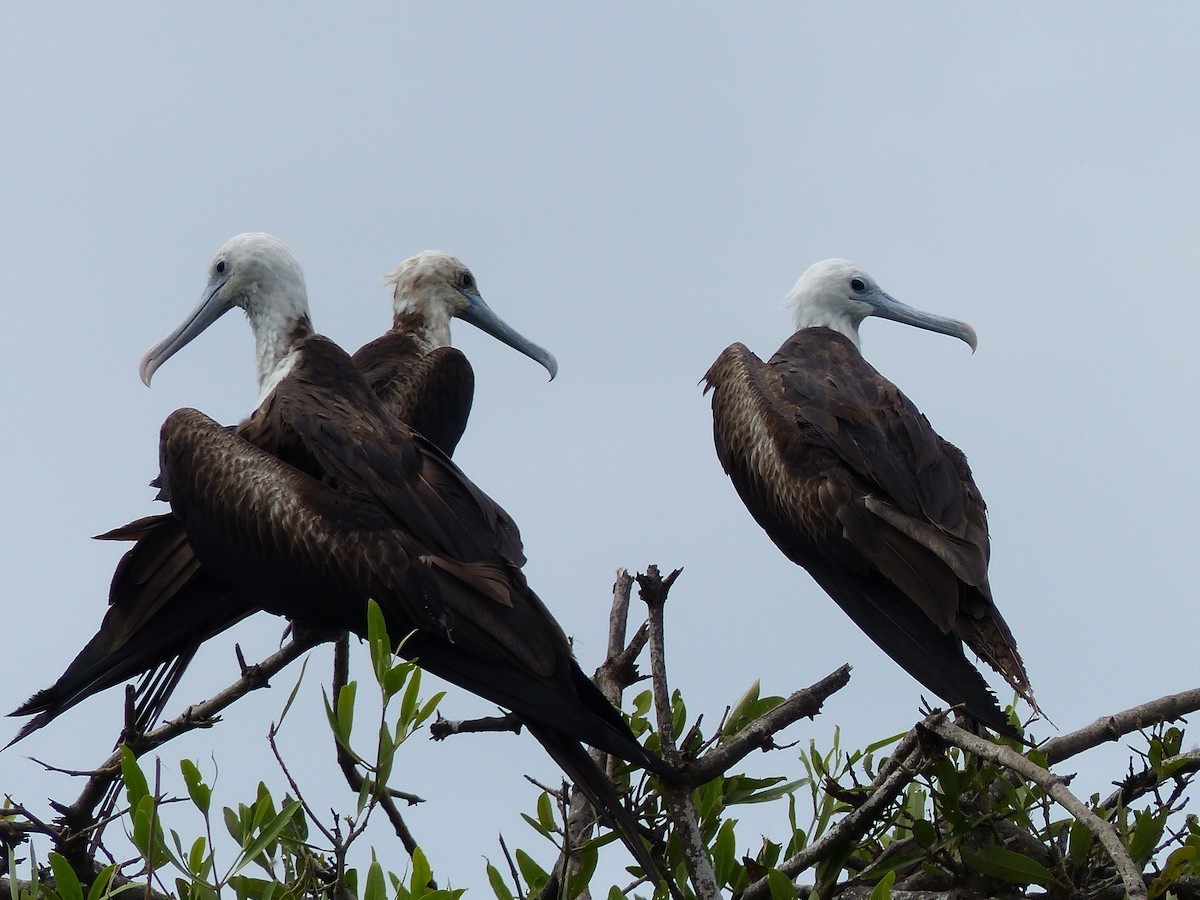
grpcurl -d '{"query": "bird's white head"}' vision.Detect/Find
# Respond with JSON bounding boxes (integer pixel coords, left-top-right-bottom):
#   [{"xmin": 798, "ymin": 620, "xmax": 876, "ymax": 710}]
[
  {"xmin": 140, "ymin": 233, "xmax": 312, "ymax": 390},
  {"xmin": 781, "ymin": 258, "xmax": 977, "ymax": 352},
  {"xmin": 383, "ymin": 250, "xmax": 558, "ymax": 380}
]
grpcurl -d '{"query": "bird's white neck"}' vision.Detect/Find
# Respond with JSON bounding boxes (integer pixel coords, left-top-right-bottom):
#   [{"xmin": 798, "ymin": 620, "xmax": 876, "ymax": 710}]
[
  {"xmin": 790, "ymin": 304, "xmax": 865, "ymax": 349},
  {"xmin": 246, "ymin": 293, "xmax": 313, "ymax": 401},
  {"xmin": 393, "ymin": 296, "xmax": 453, "ymax": 349}
]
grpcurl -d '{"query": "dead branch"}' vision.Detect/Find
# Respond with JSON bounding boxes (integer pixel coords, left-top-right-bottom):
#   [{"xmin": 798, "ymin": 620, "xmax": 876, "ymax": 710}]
[
  {"xmin": 1040, "ymin": 687, "xmax": 1200, "ymax": 766},
  {"xmin": 641, "ymin": 565, "xmax": 720, "ymax": 900},
  {"xmin": 428, "ymin": 712, "xmax": 522, "ymax": 740}
]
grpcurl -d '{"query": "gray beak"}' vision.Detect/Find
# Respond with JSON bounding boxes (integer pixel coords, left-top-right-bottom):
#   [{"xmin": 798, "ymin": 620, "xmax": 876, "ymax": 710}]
[
  {"xmin": 458, "ymin": 290, "xmax": 559, "ymax": 380},
  {"xmin": 140, "ymin": 280, "xmax": 234, "ymax": 385},
  {"xmin": 864, "ymin": 290, "xmax": 978, "ymax": 352}
]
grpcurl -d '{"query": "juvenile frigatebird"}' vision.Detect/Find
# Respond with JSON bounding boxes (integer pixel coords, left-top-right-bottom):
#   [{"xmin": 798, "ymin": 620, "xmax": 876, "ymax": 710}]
[
  {"xmin": 704, "ymin": 259, "xmax": 1039, "ymax": 737},
  {"xmin": 11, "ymin": 250, "xmax": 556, "ymax": 743},
  {"xmin": 89, "ymin": 234, "xmax": 669, "ymax": 876}
]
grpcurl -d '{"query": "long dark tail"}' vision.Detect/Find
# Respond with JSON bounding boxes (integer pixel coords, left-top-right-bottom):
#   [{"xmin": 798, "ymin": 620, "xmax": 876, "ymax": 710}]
[
  {"xmin": 524, "ymin": 723, "xmax": 674, "ymax": 895},
  {"xmin": 9, "ymin": 516, "xmax": 252, "ymax": 745}
]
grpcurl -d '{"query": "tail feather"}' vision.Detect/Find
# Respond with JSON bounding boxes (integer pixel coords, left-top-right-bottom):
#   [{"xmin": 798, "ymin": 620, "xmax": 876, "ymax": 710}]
[{"xmin": 524, "ymin": 723, "xmax": 673, "ymax": 894}]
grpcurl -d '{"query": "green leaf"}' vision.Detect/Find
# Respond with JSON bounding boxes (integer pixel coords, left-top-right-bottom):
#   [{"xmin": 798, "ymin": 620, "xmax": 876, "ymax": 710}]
[
  {"xmin": 119, "ymin": 745, "xmax": 150, "ymax": 810},
  {"xmin": 337, "ymin": 681, "xmax": 357, "ymax": 742},
  {"xmin": 48, "ymin": 852, "xmax": 84, "ymax": 900},
  {"xmin": 565, "ymin": 846, "xmax": 598, "ymax": 900},
  {"xmin": 1149, "ymin": 844, "xmax": 1197, "ymax": 899},
  {"xmin": 910, "ymin": 818, "xmax": 936, "ymax": 850},
  {"xmin": 607, "ymin": 888, "xmax": 625, "ymax": 900},
  {"xmin": 364, "ymin": 860, "xmax": 387, "ymax": 900},
  {"xmin": 514, "ymin": 850, "xmax": 548, "ymax": 894},
  {"xmin": 766, "ymin": 868, "xmax": 797, "ymax": 900},
  {"xmin": 1068, "ymin": 816, "xmax": 1093, "ymax": 869},
  {"xmin": 224, "ymin": 806, "xmax": 244, "ymax": 843},
  {"xmin": 712, "ymin": 818, "xmax": 737, "ymax": 885},
  {"xmin": 85, "ymin": 864, "xmax": 121, "ymax": 900},
  {"xmin": 961, "ymin": 845, "xmax": 1054, "ymax": 886},
  {"xmin": 367, "ymin": 598, "xmax": 391, "ymax": 683},
  {"xmin": 180, "ymin": 759, "xmax": 212, "ymax": 815},
  {"xmin": 723, "ymin": 681, "xmax": 761, "ymax": 735},
  {"xmin": 536, "ymin": 792, "xmax": 556, "ymax": 832},
  {"xmin": 188, "ymin": 836, "xmax": 209, "ymax": 877},
  {"xmin": 869, "ymin": 869, "xmax": 896, "ymax": 900},
  {"xmin": 485, "ymin": 863, "xmax": 515, "ymax": 900},
  {"xmin": 410, "ymin": 846, "xmax": 433, "ymax": 895},
  {"xmin": 1128, "ymin": 809, "xmax": 1168, "ymax": 862},
  {"xmin": 232, "ymin": 800, "xmax": 303, "ymax": 875}
]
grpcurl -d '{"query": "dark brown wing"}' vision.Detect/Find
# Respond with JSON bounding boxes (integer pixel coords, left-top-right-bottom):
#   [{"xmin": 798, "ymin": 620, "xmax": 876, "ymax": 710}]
[
  {"xmin": 158, "ymin": 402, "xmax": 668, "ymax": 777},
  {"xmin": 10, "ymin": 333, "xmax": 492, "ymax": 741},
  {"xmin": 352, "ymin": 333, "xmax": 475, "ymax": 458},
  {"xmin": 705, "ymin": 331, "xmax": 1036, "ymax": 733}
]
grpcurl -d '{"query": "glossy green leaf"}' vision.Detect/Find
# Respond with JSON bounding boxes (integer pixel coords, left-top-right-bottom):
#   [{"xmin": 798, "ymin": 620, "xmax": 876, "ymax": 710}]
[
  {"xmin": 232, "ymin": 800, "xmax": 302, "ymax": 875},
  {"xmin": 119, "ymin": 745, "xmax": 150, "ymax": 810},
  {"xmin": 515, "ymin": 850, "xmax": 548, "ymax": 893},
  {"xmin": 565, "ymin": 846, "xmax": 598, "ymax": 900},
  {"xmin": 337, "ymin": 681, "xmax": 357, "ymax": 742},
  {"xmin": 766, "ymin": 867, "xmax": 797, "ymax": 900},
  {"xmin": 180, "ymin": 759, "xmax": 211, "ymax": 815},
  {"xmin": 961, "ymin": 845, "xmax": 1054, "ymax": 886},
  {"xmin": 485, "ymin": 863, "xmax": 515, "ymax": 900},
  {"xmin": 48, "ymin": 852, "xmax": 84, "ymax": 900},
  {"xmin": 712, "ymin": 818, "xmax": 737, "ymax": 885},
  {"xmin": 869, "ymin": 869, "xmax": 895, "ymax": 900},
  {"xmin": 1149, "ymin": 844, "xmax": 1197, "ymax": 899}
]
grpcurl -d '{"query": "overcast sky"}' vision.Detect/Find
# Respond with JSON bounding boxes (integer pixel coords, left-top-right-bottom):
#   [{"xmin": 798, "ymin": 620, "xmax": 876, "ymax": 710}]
[{"xmin": 3, "ymin": 4, "xmax": 1199, "ymax": 893}]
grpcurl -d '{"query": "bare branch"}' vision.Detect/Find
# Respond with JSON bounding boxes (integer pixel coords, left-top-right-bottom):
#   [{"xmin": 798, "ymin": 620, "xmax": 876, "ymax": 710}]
[
  {"xmin": 1040, "ymin": 687, "xmax": 1200, "ymax": 766},
  {"xmin": 641, "ymin": 564, "xmax": 720, "ymax": 900},
  {"xmin": 683, "ymin": 665, "xmax": 852, "ymax": 787},
  {"xmin": 428, "ymin": 712, "xmax": 522, "ymax": 740}
]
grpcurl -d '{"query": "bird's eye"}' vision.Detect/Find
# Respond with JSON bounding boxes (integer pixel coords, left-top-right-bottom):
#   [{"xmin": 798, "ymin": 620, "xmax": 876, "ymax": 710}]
[
  {"xmin": 215, "ymin": 259, "xmax": 227, "ymax": 275},
  {"xmin": 850, "ymin": 276, "xmax": 868, "ymax": 292},
  {"xmin": 460, "ymin": 272, "xmax": 476, "ymax": 291}
]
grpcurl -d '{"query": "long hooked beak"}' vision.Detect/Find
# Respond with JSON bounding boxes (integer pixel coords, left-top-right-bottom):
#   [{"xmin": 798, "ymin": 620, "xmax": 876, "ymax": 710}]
[
  {"xmin": 139, "ymin": 280, "xmax": 234, "ymax": 385},
  {"xmin": 864, "ymin": 289, "xmax": 978, "ymax": 352},
  {"xmin": 458, "ymin": 290, "xmax": 559, "ymax": 380}
]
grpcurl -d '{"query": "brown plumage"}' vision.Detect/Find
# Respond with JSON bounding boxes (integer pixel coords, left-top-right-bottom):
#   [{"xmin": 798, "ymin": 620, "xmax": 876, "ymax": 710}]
[
  {"xmin": 704, "ymin": 259, "xmax": 1039, "ymax": 737},
  {"xmin": 11, "ymin": 250, "xmax": 549, "ymax": 742},
  {"xmin": 16, "ymin": 235, "xmax": 667, "ymax": 881}
]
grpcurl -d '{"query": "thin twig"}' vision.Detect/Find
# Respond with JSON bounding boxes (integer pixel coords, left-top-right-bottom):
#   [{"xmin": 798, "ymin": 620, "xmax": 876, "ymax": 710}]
[
  {"xmin": 929, "ymin": 719, "xmax": 1148, "ymax": 900},
  {"xmin": 641, "ymin": 565, "xmax": 719, "ymax": 900}
]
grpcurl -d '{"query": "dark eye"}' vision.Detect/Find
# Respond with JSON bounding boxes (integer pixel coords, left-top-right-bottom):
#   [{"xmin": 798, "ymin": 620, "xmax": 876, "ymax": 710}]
[
  {"xmin": 460, "ymin": 272, "xmax": 476, "ymax": 291},
  {"xmin": 215, "ymin": 259, "xmax": 227, "ymax": 275},
  {"xmin": 850, "ymin": 276, "xmax": 867, "ymax": 292}
]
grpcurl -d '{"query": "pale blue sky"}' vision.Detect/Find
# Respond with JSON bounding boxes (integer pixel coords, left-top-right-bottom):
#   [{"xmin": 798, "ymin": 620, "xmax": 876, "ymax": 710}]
[{"xmin": 3, "ymin": 4, "xmax": 1199, "ymax": 891}]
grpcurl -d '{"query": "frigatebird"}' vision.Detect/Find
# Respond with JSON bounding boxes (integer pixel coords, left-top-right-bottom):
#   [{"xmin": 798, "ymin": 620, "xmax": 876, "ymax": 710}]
[
  {"xmin": 11, "ymin": 250, "xmax": 556, "ymax": 743},
  {"xmin": 704, "ymin": 259, "xmax": 1039, "ymax": 737},
  {"xmin": 55, "ymin": 233, "xmax": 667, "ymax": 876}
]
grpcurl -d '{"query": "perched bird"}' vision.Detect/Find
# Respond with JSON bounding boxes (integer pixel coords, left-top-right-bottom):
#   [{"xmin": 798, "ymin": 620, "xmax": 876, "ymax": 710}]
[
  {"xmin": 50, "ymin": 233, "xmax": 668, "ymax": 877},
  {"xmin": 11, "ymin": 250, "xmax": 555, "ymax": 742},
  {"xmin": 704, "ymin": 259, "xmax": 1038, "ymax": 737}
]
